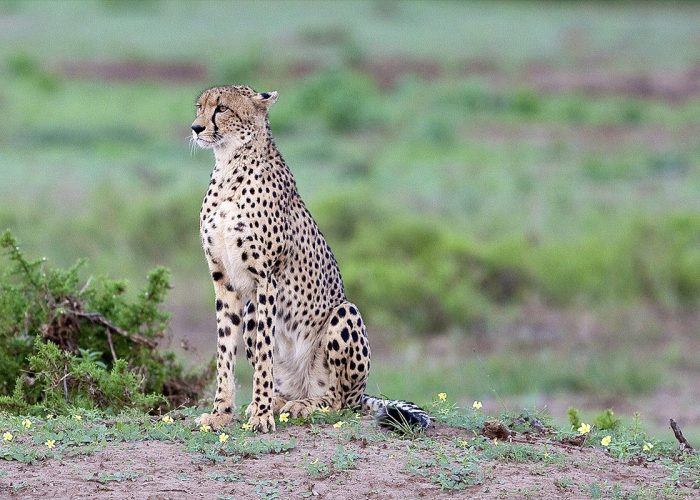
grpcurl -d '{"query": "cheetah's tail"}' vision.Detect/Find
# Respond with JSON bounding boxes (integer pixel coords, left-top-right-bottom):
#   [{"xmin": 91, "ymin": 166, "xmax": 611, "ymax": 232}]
[{"xmin": 360, "ymin": 394, "xmax": 432, "ymax": 430}]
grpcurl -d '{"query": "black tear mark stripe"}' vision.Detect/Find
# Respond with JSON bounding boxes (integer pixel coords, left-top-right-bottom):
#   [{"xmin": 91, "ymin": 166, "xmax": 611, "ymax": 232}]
[{"xmin": 211, "ymin": 98, "xmax": 220, "ymax": 134}]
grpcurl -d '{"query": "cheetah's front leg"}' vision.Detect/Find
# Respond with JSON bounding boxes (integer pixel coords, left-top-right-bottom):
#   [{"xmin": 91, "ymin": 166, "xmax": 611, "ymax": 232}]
[
  {"xmin": 197, "ymin": 277, "xmax": 243, "ymax": 430},
  {"xmin": 245, "ymin": 277, "xmax": 278, "ymax": 433}
]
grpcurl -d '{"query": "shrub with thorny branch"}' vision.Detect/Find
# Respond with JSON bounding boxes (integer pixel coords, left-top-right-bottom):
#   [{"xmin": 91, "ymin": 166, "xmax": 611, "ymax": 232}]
[{"xmin": 0, "ymin": 229, "xmax": 210, "ymax": 415}]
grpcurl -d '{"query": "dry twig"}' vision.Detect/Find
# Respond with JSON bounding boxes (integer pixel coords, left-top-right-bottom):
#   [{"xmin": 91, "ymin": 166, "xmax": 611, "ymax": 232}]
[
  {"xmin": 70, "ymin": 310, "xmax": 157, "ymax": 348},
  {"xmin": 670, "ymin": 419, "xmax": 695, "ymax": 452}
]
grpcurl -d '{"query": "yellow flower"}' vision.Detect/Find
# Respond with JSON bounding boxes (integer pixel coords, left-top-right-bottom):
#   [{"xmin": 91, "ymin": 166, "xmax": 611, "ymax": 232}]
[
  {"xmin": 458, "ymin": 439, "xmax": 469, "ymax": 448},
  {"xmin": 318, "ymin": 407, "xmax": 330, "ymax": 414},
  {"xmin": 72, "ymin": 415, "xmax": 82, "ymax": 421},
  {"xmin": 45, "ymin": 439, "xmax": 56, "ymax": 449},
  {"xmin": 161, "ymin": 415, "xmax": 174, "ymax": 424},
  {"xmin": 2, "ymin": 432, "xmax": 13, "ymax": 442},
  {"xmin": 46, "ymin": 414, "xmax": 54, "ymax": 420},
  {"xmin": 472, "ymin": 401, "xmax": 483, "ymax": 410},
  {"xmin": 199, "ymin": 424, "xmax": 211, "ymax": 433},
  {"xmin": 333, "ymin": 421, "xmax": 345, "ymax": 429},
  {"xmin": 219, "ymin": 433, "xmax": 229, "ymax": 443},
  {"xmin": 21, "ymin": 419, "xmax": 32, "ymax": 429},
  {"xmin": 577, "ymin": 423, "xmax": 591, "ymax": 435},
  {"xmin": 543, "ymin": 451, "xmax": 550, "ymax": 459},
  {"xmin": 600, "ymin": 435, "xmax": 612, "ymax": 447},
  {"xmin": 437, "ymin": 392, "xmax": 447, "ymax": 401},
  {"xmin": 643, "ymin": 442, "xmax": 654, "ymax": 452},
  {"xmin": 279, "ymin": 412, "xmax": 290, "ymax": 423},
  {"xmin": 241, "ymin": 422, "xmax": 251, "ymax": 431}
]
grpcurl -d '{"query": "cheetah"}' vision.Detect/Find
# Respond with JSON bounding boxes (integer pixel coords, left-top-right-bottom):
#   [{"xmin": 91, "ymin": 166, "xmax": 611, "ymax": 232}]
[{"xmin": 191, "ymin": 85, "xmax": 430, "ymax": 433}]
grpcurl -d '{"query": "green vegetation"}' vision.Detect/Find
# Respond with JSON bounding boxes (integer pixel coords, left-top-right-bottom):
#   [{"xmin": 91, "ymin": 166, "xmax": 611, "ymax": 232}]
[{"xmin": 0, "ymin": 230, "xmax": 206, "ymax": 415}]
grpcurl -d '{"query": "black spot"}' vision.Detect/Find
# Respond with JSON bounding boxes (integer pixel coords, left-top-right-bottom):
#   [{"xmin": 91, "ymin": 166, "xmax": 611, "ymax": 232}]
[
  {"xmin": 247, "ymin": 319, "xmax": 256, "ymax": 331},
  {"xmin": 332, "ymin": 339, "xmax": 340, "ymax": 351},
  {"xmin": 337, "ymin": 308, "xmax": 346, "ymax": 318},
  {"xmin": 216, "ymin": 300, "xmax": 223, "ymax": 311},
  {"xmin": 330, "ymin": 316, "xmax": 339, "ymax": 326},
  {"xmin": 340, "ymin": 328, "xmax": 350, "ymax": 342},
  {"xmin": 349, "ymin": 306, "xmax": 357, "ymax": 315},
  {"xmin": 212, "ymin": 272, "xmax": 223, "ymax": 281}
]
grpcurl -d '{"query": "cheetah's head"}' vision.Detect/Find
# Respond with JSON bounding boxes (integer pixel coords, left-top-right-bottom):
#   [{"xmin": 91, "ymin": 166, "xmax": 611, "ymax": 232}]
[{"xmin": 191, "ymin": 85, "xmax": 277, "ymax": 151}]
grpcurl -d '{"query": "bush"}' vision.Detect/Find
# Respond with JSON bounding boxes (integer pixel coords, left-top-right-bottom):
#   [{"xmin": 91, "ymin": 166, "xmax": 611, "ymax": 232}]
[
  {"xmin": 0, "ymin": 230, "xmax": 209, "ymax": 415},
  {"xmin": 313, "ymin": 192, "xmax": 531, "ymax": 333},
  {"xmin": 312, "ymin": 189, "xmax": 700, "ymax": 335},
  {"xmin": 294, "ymin": 69, "xmax": 383, "ymax": 132},
  {"xmin": 533, "ymin": 212, "xmax": 700, "ymax": 307}
]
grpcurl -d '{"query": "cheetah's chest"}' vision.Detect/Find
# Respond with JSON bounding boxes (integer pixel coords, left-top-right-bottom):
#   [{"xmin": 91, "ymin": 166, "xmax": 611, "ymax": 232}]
[{"xmin": 201, "ymin": 200, "xmax": 257, "ymax": 298}]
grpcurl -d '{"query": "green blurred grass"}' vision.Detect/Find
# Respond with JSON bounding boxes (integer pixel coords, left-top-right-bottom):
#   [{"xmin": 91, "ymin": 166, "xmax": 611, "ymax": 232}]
[{"xmin": 0, "ymin": 0, "xmax": 699, "ymax": 427}]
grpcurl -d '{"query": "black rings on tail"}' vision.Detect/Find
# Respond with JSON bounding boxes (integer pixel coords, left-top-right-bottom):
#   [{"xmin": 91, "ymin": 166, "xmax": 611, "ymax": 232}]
[{"xmin": 361, "ymin": 394, "xmax": 432, "ymax": 431}]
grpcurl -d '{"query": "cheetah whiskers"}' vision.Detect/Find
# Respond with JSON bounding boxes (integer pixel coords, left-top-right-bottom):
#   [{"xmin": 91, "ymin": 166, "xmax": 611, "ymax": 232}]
[{"xmin": 187, "ymin": 135, "xmax": 197, "ymax": 156}]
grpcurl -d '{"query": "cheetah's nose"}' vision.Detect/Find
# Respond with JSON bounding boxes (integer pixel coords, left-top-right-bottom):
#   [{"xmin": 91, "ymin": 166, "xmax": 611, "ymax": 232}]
[{"xmin": 192, "ymin": 124, "xmax": 205, "ymax": 134}]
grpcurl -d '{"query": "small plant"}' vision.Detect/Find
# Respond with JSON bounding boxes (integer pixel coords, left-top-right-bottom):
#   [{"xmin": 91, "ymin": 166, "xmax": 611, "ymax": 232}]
[
  {"xmin": 254, "ymin": 479, "xmax": 281, "ymax": 500},
  {"xmin": 594, "ymin": 409, "xmax": 621, "ymax": 431},
  {"xmin": 304, "ymin": 455, "xmax": 331, "ymax": 477},
  {"xmin": 567, "ymin": 407, "xmax": 581, "ymax": 430},
  {"xmin": 331, "ymin": 445, "xmax": 360, "ymax": 471},
  {"xmin": 555, "ymin": 477, "xmax": 571, "ymax": 490},
  {"xmin": 209, "ymin": 472, "xmax": 241, "ymax": 483},
  {"xmin": 87, "ymin": 470, "xmax": 141, "ymax": 483}
]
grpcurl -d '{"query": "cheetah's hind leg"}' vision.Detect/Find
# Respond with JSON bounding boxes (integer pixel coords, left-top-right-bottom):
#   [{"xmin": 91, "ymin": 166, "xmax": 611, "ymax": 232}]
[{"xmin": 279, "ymin": 302, "xmax": 370, "ymax": 419}]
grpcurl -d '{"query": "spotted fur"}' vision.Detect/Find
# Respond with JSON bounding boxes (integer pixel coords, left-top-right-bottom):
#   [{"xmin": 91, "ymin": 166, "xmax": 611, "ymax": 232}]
[{"xmin": 192, "ymin": 85, "xmax": 430, "ymax": 433}]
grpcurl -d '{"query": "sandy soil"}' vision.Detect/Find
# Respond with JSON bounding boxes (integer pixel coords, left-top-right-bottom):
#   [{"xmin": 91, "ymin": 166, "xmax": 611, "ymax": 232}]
[{"xmin": 0, "ymin": 421, "xmax": 694, "ymax": 499}]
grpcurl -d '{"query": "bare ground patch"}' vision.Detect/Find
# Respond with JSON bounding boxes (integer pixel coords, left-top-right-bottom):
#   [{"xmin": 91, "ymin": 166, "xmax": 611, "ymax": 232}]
[{"xmin": 0, "ymin": 420, "xmax": 694, "ymax": 499}]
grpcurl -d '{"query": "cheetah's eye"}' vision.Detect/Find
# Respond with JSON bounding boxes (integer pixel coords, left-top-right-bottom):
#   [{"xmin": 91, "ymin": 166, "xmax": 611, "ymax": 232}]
[{"xmin": 216, "ymin": 105, "xmax": 228, "ymax": 113}]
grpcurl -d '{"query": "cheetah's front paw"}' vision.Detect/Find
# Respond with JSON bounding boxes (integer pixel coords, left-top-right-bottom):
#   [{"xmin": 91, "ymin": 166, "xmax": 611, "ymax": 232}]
[
  {"xmin": 245, "ymin": 401, "xmax": 276, "ymax": 433},
  {"xmin": 196, "ymin": 412, "xmax": 234, "ymax": 431},
  {"xmin": 247, "ymin": 412, "xmax": 276, "ymax": 433}
]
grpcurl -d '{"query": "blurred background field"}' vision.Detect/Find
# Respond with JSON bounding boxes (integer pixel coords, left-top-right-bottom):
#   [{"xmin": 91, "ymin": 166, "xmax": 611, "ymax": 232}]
[{"xmin": 0, "ymin": 0, "xmax": 698, "ymax": 440}]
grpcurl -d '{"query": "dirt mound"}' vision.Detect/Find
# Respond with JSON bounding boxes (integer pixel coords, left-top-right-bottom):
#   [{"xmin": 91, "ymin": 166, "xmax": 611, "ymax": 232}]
[{"xmin": 0, "ymin": 421, "xmax": 693, "ymax": 499}]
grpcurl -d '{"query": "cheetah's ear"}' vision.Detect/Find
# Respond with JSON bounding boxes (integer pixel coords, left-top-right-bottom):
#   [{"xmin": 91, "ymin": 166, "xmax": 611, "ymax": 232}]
[{"xmin": 252, "ymin": 91, "xmax": 278, "ymax": 108}]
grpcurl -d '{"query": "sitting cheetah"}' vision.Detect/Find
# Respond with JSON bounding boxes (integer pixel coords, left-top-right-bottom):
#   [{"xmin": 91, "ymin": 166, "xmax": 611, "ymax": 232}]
[{"xmin": 191, "ymin": 84, "xmax": 430, "ymax": 433}]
